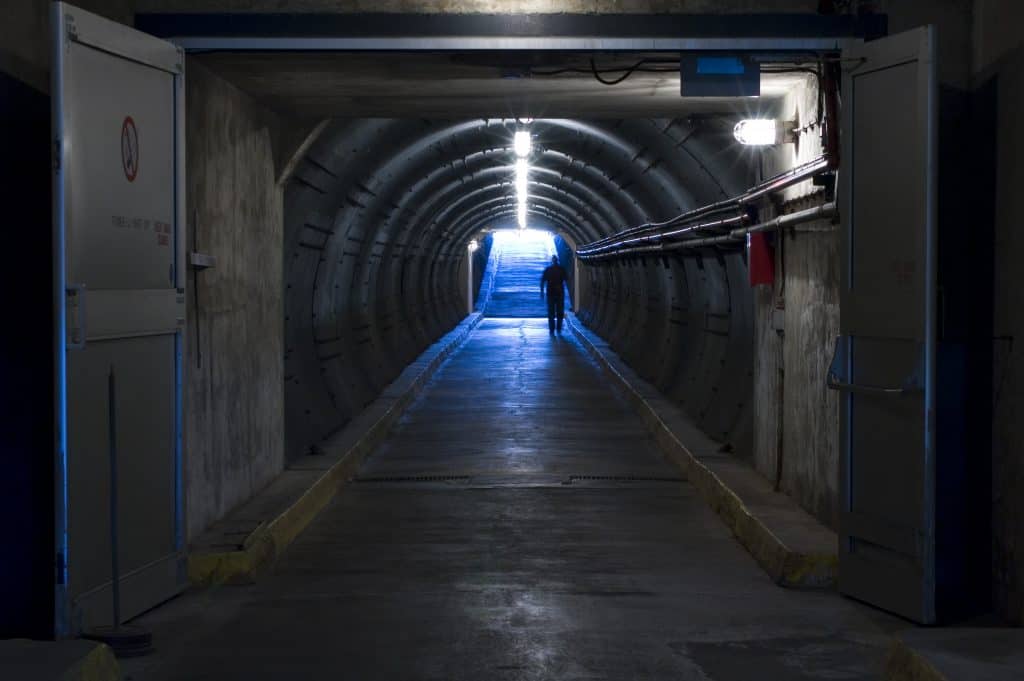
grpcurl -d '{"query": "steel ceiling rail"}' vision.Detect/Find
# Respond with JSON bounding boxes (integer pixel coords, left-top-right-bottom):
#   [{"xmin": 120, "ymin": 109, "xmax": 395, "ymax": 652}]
[{"xmin": 577, "ymin": 153, "xmax": 833, "ymax": 259}]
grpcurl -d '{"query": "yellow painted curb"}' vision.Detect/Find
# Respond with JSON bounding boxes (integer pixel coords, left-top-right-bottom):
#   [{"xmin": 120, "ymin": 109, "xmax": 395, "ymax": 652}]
[
  {"xmin": 188, "ymin": 314, "xmax": 482, "ymax": 586},
  {"xmin": 884, "ymin": 638, "xmax": 948, "ymax": 681},
  {"xmin": 568, "ymin": 316, "xmax": 837, "ymax": 589},
  {"xmin": 62, "ymin": 643, "xmax": 119, "ymax": 681}
]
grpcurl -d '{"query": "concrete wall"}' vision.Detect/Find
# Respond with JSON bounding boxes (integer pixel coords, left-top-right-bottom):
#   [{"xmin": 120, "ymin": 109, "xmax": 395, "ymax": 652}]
[
  {"xmin": 751, "ymin": 75, "xmax": 840, "ymax": 528},
  {"xmin": 184, "ymin": 59, "xmax": 285, "ymax": 539},
  {"xmin": 0, "ymin": 0, "xmax": 134, "ymax": 92},
  {"xmin": 974, "ymin": 0, "xmax": 1024, "ymax": 625},
  {"xmin": 0, "ymin": 0, "xmax": 291, "ymax": 547},
  {"xmin": 752, "ymin": 210, "xmax": 840, "ymax": 527}
]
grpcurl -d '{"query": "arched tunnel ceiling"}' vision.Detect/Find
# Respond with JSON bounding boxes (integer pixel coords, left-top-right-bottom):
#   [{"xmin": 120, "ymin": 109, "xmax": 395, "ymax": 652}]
[
  {"xmin": 283, "ymin": 116, "xmax": 760, "ymax": 460},
  {"xmin": 294, "ymin": 118, "xmax": 754, "ymax": 251}
]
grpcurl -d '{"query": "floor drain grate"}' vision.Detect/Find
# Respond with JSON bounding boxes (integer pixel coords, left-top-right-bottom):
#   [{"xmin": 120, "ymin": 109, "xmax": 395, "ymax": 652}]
[
  {"xmin": 353, "ymin": 475, "xmax": 471, "ymax": 483},
  {"xmin": 568, "ymin": 475, "xmax": 684, "ymax": 483}
]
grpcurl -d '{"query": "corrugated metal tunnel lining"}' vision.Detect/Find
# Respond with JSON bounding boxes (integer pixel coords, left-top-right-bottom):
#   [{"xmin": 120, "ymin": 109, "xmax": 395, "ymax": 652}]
[{"xmin": 284, "ymin": 117, "xmax": 758, "ymax": 461}]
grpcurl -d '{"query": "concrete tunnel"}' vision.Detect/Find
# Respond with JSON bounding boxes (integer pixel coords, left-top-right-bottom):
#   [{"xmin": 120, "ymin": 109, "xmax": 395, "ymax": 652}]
[
  {"xmin": 283, "ymin": 118, "xmax": 756, "ymax": 463},
  {"xmin": 3, "ymin": 2, "xmax": 1024, "ymax": 679}
]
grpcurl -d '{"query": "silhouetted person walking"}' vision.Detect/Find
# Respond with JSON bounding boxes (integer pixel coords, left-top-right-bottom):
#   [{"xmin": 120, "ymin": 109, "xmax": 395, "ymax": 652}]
[{"xmin": 540, "ymin": 254, "xmax": 568, "ymax": 336}]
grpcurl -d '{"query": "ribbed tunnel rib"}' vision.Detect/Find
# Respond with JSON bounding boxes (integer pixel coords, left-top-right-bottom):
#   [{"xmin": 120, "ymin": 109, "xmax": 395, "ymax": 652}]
[{"xmin": 284, "ymin": 118, "xmax": 758, "ymax": 460}]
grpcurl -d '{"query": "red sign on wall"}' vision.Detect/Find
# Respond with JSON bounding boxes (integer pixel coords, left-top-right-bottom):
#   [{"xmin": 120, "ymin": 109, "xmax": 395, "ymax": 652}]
[{"xmin": 748, "ymin": 232, "xmax": 775, "ymax": 286}]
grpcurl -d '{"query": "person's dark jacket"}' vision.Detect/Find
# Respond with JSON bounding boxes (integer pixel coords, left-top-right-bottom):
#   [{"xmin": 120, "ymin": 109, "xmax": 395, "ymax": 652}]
[{"xmin": 540, "ymin": 264, "xmax": 567, "ymax": 300}]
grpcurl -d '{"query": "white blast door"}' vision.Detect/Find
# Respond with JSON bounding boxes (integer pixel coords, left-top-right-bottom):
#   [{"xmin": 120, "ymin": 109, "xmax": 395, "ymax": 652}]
[{"xmin": 52, "ymin": 2, "xmax": 187, "ymax": 635}]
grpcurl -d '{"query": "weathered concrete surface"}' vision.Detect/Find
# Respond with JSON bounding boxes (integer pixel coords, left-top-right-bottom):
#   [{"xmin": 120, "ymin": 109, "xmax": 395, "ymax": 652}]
[
  {"xmin": 127, "ymin": 318, "xmax": 897, "ymax": 680},
  {"xmin": 188, "ymin": 312, "xmax": 481, "ymax": 585},
  {"xmin": 193, "ymin": 52, "xmax": 795, "ymax": 119},
  {"xmin": 185, "ymin": 59, "xmax": 285, "ymax": 540},
  {"xmin": 570, "ymin": 314, "xmax": 838, "ymax": 588},
  {"xmin": 885, "ymin": 628, "xmax": 1024, "ymax": 681},
  {"xmin": 752, "ymin": 280, "xmax": 783, "ymax": 491},
  {"xmin": 751, "ymin": 73, "xmax": 840, "ymax": 530},
  {"xmin": 781, "ymin": 223, "xmax": 840, "ymax": 528},
  {"xmin": 0, "ymin": 639, "xmax": 119, "ymax": 681}
]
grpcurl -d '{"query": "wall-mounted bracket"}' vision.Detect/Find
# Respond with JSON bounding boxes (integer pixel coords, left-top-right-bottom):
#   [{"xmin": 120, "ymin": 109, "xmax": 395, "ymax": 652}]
[{"xmin": 189, "ymin": 252, "xmax": 217, "ymax": 270}]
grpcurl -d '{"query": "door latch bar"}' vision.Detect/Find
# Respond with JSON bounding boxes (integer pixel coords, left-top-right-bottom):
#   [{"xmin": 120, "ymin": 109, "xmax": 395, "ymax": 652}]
[{"xmin": 826, "ymin": 335, "xmax": 924, "ymax": 396}]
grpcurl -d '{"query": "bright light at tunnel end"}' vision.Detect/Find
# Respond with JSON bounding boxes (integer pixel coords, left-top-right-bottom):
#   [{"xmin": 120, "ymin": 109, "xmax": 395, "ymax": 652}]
[
  {"xmin": 513, "ymin": 130, "xmax": 532, "ymax": 229},
  {"xmin": 493, "ymin": 228, "xmax": 553, "ymax": 247}
]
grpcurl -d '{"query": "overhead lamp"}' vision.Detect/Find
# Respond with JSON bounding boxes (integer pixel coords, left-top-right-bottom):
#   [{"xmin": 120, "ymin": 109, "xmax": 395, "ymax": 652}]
[
  {"xmin": 515, "ymin": 158, "xmax": 529, "ymax": 180},
  {"xmin": 515, "ymin": 173, "xmax": 528, "ymax": 197},
  {"xmin": 733, "ymin": 118, "xmax": 795, "ymax": 146},
  {"xmin": 468, "ymin": 239, "xmax": 479, "ymax": 252},
  {"xmin": 513, "ymin": 130, "xmax": 532, "ymax": 157}
]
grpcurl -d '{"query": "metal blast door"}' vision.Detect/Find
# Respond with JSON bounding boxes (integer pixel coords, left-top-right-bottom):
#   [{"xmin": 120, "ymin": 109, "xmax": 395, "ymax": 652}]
[
  {"xmin": 832, "ymin": 26, "xmax": 938, "ymax": 623},
  {"xmin": 52, "ymin": 2, "xmax": 186, "ymax": 636}
]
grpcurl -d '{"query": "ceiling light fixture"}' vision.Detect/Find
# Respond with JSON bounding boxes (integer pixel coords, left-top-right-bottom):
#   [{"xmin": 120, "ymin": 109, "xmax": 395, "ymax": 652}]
[
  {"xmin": 513, "ymin": 131, "xmax": 531, "ymax": 230},
  {"xmin": 515, "ymin": 160, "xmax": 528, "ymax": 196},
  {"xmin": 733, "ymin": 118, "xmax": 796, "ymax": 146},
  {"xmin": 514, "ymin": 130, "xmax": 532, "ymax": 158}
]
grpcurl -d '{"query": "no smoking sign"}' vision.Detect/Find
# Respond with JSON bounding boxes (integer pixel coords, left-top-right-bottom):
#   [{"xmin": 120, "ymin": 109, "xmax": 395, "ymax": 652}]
[{"xmin": 121, "ymin": 115, "xmax": 139, "ymax": 182}]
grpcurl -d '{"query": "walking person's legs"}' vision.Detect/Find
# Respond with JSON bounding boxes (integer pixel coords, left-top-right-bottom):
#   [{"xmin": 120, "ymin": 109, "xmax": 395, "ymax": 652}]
[
  {"xmin": 555, "ymin": 297, "xmax": 565, "ymax": 333},
  {"xmin": 547, "ymin": 296, "xmax": 556, "ymax": 335}
]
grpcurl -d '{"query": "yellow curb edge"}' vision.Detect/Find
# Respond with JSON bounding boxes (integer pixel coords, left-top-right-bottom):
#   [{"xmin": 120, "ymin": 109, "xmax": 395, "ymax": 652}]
[
  {"xmin": 567, "ymin": 315, "xmax": 838, "ymax": 589},
  {"xmin": 187, "ymin": 314, "xmax": 483, "ymax": 586},
  {"xmin": 884, "ymin": 638, "xmax": 949, "ymax": 681},
  {"xmin": 62, "ymin": 642, "xmax": 120, "ymax": 681}
]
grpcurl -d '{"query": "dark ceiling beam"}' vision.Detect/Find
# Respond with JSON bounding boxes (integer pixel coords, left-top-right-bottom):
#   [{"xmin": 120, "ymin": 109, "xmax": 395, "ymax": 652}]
[{"xmin": 137, "ymin": 12, "xmax": 887, "ymax": 42}]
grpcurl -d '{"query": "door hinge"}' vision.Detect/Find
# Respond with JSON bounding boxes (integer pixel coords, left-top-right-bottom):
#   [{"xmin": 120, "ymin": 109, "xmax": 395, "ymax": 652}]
[{"xmin": 53, "ymin": 138, "xmax": 61, "ymax": 172}]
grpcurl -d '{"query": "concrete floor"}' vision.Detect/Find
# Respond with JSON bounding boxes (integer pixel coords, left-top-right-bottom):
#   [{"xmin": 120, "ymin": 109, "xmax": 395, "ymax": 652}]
[{"xmin": 129, "ymin": 319, "xmax": 897, "ymax": 681}]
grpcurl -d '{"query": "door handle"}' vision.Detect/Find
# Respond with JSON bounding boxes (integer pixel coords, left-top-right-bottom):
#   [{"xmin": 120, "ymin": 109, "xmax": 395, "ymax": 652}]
[
  {"xmin": 66, "ymin": 283, "xmax": 87, "ymax": 350},
  {"xmin": 826, "ymin": 335, "xmax": 924, "ymax": 396},
  {"xmin": 826, "ymin": 373, "xmax": 920, "ymax": 395}
]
